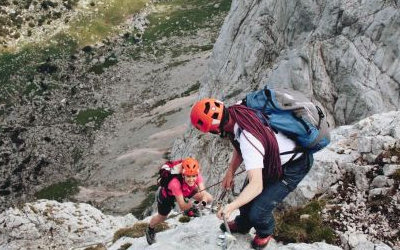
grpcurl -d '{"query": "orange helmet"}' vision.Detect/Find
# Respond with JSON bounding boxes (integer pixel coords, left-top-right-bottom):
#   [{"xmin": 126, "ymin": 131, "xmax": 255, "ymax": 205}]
[
  {"xmin": 181, "ymin": 157, "xmax": 200, "ymax": 176},
  {"xmin": 190, "ymin": 98, "xmax": 224, "ymax": 133}
]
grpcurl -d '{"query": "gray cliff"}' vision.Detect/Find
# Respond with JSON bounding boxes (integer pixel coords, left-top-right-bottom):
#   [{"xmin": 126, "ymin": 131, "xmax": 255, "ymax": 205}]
[
  {"xmin": 172, "ymin": 0, "xmax": 400, "ymax": 247},
  {"xmin": 173, "ymin": 0, "xmax": 400, "ymax": 196},
  {"xmin": 198, "ymin": 0, "xmax": 399, "ymax": 126}
]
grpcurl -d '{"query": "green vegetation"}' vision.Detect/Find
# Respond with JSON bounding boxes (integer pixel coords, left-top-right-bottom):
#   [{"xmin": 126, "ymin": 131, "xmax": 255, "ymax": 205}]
[
  {"xmin": 275, "ymin": 200, "xmax": 337, "ymax": 244},
  {"xmin": 150, "ymin": 81, "xmax": 200, "ymax": 110},
  {"xmin": 393, "ymin": 169, "xmax": 400, "ymax": 181},
  {"xmin": 179, "ymin": 215, "xmax": 191, "ymax": 223},
  {"xmin": 151, "ymin": 99, "xmax": 167, "ymax": 109},
  {"xmin": 72, "ymin": 147, "xmax": 83, "ymax": 164},
  {"xmin": 113, "ymin": 222, "xmax": 169, "ymax": 242},
  {"xmin": 34, "ymin": 178, "xmax": 79, "ymax": 201},
  {"xmin": 225, "ymin": 88, "xmax": 243, "ymax": 99},
  {"xmin": 1, "ymin": 0, "xmax": 150, "ymax": 104},
  {"xmin": 181, "ymin": 81, "xmax": 200, "ymax": 97},
  {"xmin": 0, "ymin": 0, "xmax": 227, "ymax": 104},
  {"xmin": 147, "ymin": 184, "xmax": 159, "ymax": 192},
  {"xmin": 89, "ymin": 54, "xmax": 118, "ymax": 74},
  {"xmin": 23, "ymin": 81, "xmax": 56, "ymax": 97},
  {"xmin": 170, "ymin": 44, "xmax": 214, "ymax": 58},
  {"xmin": 367, "ymin": 194, "xmax": 392, "ymax": 213},
  {"xmin": 141, "ymin": 0, "xmax": 231, "ymax": 43},
  {"xmin": 119, "ymin": 243, "xmax": 132, "ymax": 250},
  {"xmin": 375, "ymin": 145, "xmax": 400, "ymax": 165},
  {"xmin": 84, "ymin": 244, "xmax": 106, "ymax": 250},
  {"xmin": 0, "ymin": 34, "xmax": 77, "ymax": 104},
  {"xmin": 69, "ymin": 0, "xmax": 148, "ymax": 46},
  {"xmin": 130, "ymin": 192, "xmax": 156, "ymax": 219},
  {"xmin": 162, "ymin": 151, "xmax": 171, "ymax": 160},
  {"xmin": 167, "ymin": 59, "xmax": 190, "ymax": 68},
  {"xmin": 128, "ymin": 0, "xmax": 229, "ymax": 59},
  {"xmin": 151, "ymin": 108, "xmax": 182, "ymax": 127},
  {"xmin": 75, "ymin": 108, "xmax": 113, "ymax": 128}
]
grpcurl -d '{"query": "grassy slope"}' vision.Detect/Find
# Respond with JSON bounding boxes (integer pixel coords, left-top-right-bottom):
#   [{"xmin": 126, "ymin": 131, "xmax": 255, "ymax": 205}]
[{"xmin": 0, "ymin": 0, "xmax": 148, "ymax": 106}]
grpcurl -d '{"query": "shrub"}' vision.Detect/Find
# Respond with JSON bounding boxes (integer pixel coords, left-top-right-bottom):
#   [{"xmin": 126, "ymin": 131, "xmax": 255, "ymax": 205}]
[
  {"xmin": 179, "ymin": 215, "xmax": 191, "ymax": 223},
  {"xmin": 393, "ymin": 169, "xmax": 400, "ymax": 181},
  {"xmin": 130, "ymin": 192, "xmax": 155, "ymax": 219},
  {"xmin": 34, "ymin": 178, "xmax": 79, "ymax": 201},
  {"xmin": 84, "ymin": 244, "xmax": 106, "ymax": 250},
  {"xmin": 274, "ymin": 200, "xmax": 337, "ymax": 244},
  {"xmin": 88, "ymin": 55, "xmax": 118, "ymax": 74},
  {"xmin": 142, "ymin": 0, "xmax": 232, "ymax": 43},
  {"xmin": 113, "ymin": 222, "xmax": 169, "ymax": 242},
  {"xmin": 75, "ymin": 108, "xmax": 112, "ymax": 129},
  {"xmin": 119, "ymin": 243, "xmax": 132, "ymax": 250}
]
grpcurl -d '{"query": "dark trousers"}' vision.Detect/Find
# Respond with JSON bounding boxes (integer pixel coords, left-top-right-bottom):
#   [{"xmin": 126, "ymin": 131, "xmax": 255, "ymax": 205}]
[{"xmin": 234, "ymin": 153, "xmax": 313, "ymax": 237}]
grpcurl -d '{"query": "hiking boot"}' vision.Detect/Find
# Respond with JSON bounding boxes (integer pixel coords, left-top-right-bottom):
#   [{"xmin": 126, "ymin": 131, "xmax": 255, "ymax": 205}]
[
  {"xmin": 219, "ymin": 220, "xmax": 249, "ymax": 234},
  {"xmin": 251, "ymin": 234, "xmax": 273, "ymax": 249},
  {"xmin": 145, "ymin": 226, "xmax": 156, "ymax": 245}
]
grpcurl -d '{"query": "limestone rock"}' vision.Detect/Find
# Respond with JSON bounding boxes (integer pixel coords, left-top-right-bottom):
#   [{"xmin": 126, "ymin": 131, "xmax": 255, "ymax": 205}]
[
  {"xmin": 371, "ymin": 176, "xmax": 392, "ymax": 188},
  {"xmin": 0, "ymin": 200, "xmax": 136, "ymax": 249},
  {"xmin": 383, "ymin": 165, "xmax": 400, "ymax": 177}
]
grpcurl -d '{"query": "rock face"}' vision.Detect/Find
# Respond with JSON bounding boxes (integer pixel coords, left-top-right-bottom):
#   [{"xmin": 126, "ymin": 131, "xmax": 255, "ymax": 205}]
[
  {"xmin": 0, "ymin": 202, "xmax": 346, "ymax": 250},
  {"xmin": 172, "ymin": 0, "xmax": 400, "ymax": 247},
  {"xmin": 286, "ymin": 111, "xmax": 400, "ymax": 205},
  {"xmin": 173, "ymin": 0, "xmax": 400, "ymax": 202},
  {"xmin": 111, "ymin": 212, "xmax": 344, "ymax": 250},
  {"xmin": 287, "ymin": 111, "xmax": 400, "ymax": 248},
  {"xmin": 174, "ymin": 111, "xmax": 400, "ymax": 248},
  {"xmin": 0, "ymin": 200, "xmax": 136, "ymax": 249},
  {"xmin": 2, "ymin": 109, "xmax": 399, "ymax": 250},
  {"xmin": 1, "ymin": 0, "xmax": 400, "ymax": 248},
  {"xmin": 198, "ymin": 0, "xmax": 400, "ymax": 126}
]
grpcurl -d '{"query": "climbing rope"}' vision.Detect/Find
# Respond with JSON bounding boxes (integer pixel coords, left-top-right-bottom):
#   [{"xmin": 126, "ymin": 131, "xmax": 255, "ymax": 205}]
[{"xmin": 196, "ymin": 168, "xmax": 246, "ymax": 194}]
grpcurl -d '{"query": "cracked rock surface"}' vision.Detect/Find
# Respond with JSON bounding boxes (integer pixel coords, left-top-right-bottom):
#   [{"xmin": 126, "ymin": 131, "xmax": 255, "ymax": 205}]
[
  {"xmin": 0, "ymin": 200, "xmax": 136, "ymax": 249},
  {"xmin": 173, "ymin": 0, "xmax": 400, "ymax": 221}
]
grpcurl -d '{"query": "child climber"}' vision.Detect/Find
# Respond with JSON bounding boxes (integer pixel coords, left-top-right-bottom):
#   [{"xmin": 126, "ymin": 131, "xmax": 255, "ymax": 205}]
[{"xmin": 145, "ymin": 157, "xmax": 213, "ymax": 245}]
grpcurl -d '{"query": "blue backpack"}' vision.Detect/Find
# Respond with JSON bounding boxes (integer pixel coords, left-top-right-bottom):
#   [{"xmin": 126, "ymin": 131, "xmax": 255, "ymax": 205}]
[{"xmin": 244, "ymin": 86, "xmax": 330, "ymax": 154}]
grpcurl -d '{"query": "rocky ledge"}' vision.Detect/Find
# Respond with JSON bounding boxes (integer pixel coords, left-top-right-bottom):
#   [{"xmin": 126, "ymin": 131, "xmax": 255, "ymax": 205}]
[
  {"xmin": 1, "ymin": 111, "xmax": 399, "ymax": 249},
  {"xmin": 285, "ymin": 111, "xmax": 400, "ymax": 249},
  {"xmin": 0, "ymin": 199, "xmax": 136, "ymax": 249}
]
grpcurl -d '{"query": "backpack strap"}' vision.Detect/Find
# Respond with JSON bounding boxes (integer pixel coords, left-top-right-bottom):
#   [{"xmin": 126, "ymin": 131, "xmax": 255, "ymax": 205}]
[
  {"xmin": 264, "ymin": 88, "xmax": 277, "ymax": 109},
  {"xmin": 241, "ymin": 129, "xmax": 264, "ymax": 158},
  {"xmin": 242, "ymin": 127, "xmax": 307, "ymax": 166},
  {"xmin": 279, "ymin": 145, "xmax": 308, "ymax": 166},
  {"xmin": 234, "ymin": 118, "xmax": 303, "ymax": 159},
  {"xmin": 315, "ymin": 105, "xmax": 325, "ymax": 129},
  {"xmin": 228, "ymin": 131, "xmax": 241, "ymax": 153}
]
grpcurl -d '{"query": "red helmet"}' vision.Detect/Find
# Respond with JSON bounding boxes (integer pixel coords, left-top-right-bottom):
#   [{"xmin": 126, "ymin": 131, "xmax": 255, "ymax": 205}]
[
  {"xmin": 190, "ymin": 98, "xmax": 224, "ymax": 133},
  {"xmin": 181, "ymin": 157, "xmax": 200, "ymax": 176}
]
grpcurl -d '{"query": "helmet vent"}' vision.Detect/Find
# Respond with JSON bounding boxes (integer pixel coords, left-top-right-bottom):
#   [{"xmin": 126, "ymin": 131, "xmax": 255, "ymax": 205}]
[
  {"xmin": 197, "ymin": 120, "xmax": 204, "ymax": 127},
  {"xmin": 204, "ymin": 102, "xmax": 210, "ymax": 114},
  {"xmin": 212, "ymin": 113, "xmax": 219, "ymax": 119},
  {"xmin": 215, "ymin": 102, "xmax": 220, "ymax": 108}
]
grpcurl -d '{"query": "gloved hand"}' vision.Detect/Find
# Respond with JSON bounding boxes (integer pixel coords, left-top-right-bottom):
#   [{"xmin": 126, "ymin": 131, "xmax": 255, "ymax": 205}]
[
  {"xmin": 194, "ymin": 200, "xmax": 207, "ymax": 209},
  {"xmin": 184, "ymin": 206, "xmax": 200, "ymax": 217}
]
